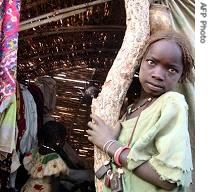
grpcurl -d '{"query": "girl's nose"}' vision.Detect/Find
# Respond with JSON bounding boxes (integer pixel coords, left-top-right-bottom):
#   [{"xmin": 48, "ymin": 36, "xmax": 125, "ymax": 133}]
[{"xmin": 151, "ymin": 66, "xmax": 165, "ymax": 81}]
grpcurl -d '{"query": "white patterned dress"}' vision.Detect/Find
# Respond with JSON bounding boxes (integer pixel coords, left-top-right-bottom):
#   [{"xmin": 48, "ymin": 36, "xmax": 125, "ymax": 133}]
[{"xmin": 21, "ymin": 148, "xmax": 69, "ymax": 192}]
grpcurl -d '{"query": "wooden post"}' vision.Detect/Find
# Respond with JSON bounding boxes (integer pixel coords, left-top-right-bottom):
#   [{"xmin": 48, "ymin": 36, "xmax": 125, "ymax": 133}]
[{"xmin": 91, "ymin": 0, "xmax": 150, "ymax": 191}]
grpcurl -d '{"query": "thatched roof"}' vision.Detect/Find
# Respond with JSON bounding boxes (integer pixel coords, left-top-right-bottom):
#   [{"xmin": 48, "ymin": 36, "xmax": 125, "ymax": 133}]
[{"xmin": 17, "ymin": 0, "xmax": 126, "ymax": 161}]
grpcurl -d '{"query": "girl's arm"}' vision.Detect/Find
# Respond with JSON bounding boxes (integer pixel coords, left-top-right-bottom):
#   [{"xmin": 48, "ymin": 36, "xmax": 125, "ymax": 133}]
[
  {"xmin": 87, "ymin": 114, "xmax": 176, "ymax": 191},
  {"xmin": 107, "ymin": 142, "xmax": 176, "ymax": 191}
]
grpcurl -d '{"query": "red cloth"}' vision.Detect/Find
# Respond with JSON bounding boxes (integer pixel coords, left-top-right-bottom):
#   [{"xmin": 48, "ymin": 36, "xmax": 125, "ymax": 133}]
[
  {"xmin": 0, "ymin": 0, "xmax": 20, "ymax": 105},
  {"xmin": 16, "ymin": 83, "xmax": 26, "ymax": 151}
]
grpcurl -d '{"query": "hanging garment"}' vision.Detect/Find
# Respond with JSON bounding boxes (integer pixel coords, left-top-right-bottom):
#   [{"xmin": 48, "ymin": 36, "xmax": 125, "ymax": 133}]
[
  {"xmin": 0, "ymin": 0, "xmax": 20, "ymax": 106},
  {"xmin": 19, "ymin": 84, "xmax": 38, "ymax": 154},
  {"xmin": 7, "ymin": 150, "xmax": 21, "ymax": 189},
  {"xmin": 0, "ymin": 95, "xmax": 16, "ymax": 157},
  {"xmin": 35, "ymin": 77, "xmax": 57, "ymax": 124},
  {"xmin": 16, "ymin": 83, "xmax": 26, "ymax": 151},
  {"xmin": 35, "ymin": 77, "xmax": 57, "ymax": 114},
  {"xmin": 0, "ymin": 1, "xmax": 20, "ymax": 188},
  {"xmin": 10, "ymin": 150, "xmax": 21, "ymax": 174},
  {"xmin": 28, "ymin": 83, "xmax": 44, "ymax": 141},
  {"xmin": 159, "ymin": 0, "xmax": 194, "ymax": 56}
]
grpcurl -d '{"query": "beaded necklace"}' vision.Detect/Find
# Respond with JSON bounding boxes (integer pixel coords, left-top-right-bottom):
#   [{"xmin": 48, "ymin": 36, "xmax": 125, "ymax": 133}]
[
  {"xmin": 127, "ymin": 97, "xmax": 152, "ymax": 115},
  {"xmin": 41, "ymin": 144, "xmax": 56, "ymax": 152},
  {"xmin": 126, "ymin": 97, "xmax": 153, "ymax": 146}
]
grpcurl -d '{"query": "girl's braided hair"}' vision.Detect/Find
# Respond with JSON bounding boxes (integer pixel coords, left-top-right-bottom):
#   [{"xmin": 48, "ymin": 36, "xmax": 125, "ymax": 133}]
[{"xmin": 138, "ymin": 30, "xmax": 194, "ymax": 82}]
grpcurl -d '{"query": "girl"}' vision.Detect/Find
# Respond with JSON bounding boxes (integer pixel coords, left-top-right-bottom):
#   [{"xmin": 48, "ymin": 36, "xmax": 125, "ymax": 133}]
[{"xmin": 87, "ymin": 31, "xmax": 194, "ymax": 192}]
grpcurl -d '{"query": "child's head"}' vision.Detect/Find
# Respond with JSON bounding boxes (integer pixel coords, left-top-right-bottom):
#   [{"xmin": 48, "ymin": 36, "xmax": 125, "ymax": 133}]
[
  {"xmin": 41, "ymin": 121, "xmax": 67, "ymax": 148},
  {"xmin": 138, "ymin": 30, "xmax": 194, "ymax": 97}
]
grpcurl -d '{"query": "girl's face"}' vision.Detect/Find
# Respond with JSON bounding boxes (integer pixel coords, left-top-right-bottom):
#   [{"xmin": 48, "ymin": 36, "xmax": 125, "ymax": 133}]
[{"xmin": 139, "ymin": 39, "xmax": 183, "ymax": 97}]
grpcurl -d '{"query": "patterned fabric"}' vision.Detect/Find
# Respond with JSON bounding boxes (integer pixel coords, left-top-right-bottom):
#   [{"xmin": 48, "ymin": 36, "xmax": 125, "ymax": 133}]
[
  {"xmin": 0, "ymin": 0, "xmax": 20, "ymax": 105},
  {"xmin": 0, "ymin": 1, "xmax": 20, "ymax": 186},
  {"xmin": 21, "ymin": 149, "xmax": 69, "ymax": 192}
]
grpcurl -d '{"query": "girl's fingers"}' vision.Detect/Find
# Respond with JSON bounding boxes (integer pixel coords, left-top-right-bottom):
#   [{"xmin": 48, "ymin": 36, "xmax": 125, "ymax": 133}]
[
  {"xmin": 87, "ymin": 135, "xmax": 93, "ymax": 142},
  {"xmin": 87, "ymin": 121, "xmax": 98, "ymax": 130},
  {"xmin": 90, "ymin": 114, "xmax": 104, "ymax": 125},
  {"xmin": 86, "ymin": 130, "xmax": 95, "ymax": 144},
  {"xmin": 86, "ymin": 129, "xmax": 94, "ymax": 136}
]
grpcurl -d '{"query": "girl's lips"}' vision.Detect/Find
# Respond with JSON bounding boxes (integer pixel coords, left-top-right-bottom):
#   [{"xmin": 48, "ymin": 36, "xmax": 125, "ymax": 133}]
[{"xmin": 146, "ymin": 82, "xmax": 164, "ymax": 91}]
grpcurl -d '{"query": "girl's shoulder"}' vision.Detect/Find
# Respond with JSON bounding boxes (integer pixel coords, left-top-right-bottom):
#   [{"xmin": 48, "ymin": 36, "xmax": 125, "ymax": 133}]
[
  {"xmin": 158, "ymin": 91, "xmax": 188, "ymax": 112},
  {"xmin": 161, "ymin": 91, "xmax": 185, "ymax": 99},
  {"xmin": 159, "ymin": 91, "xmax": 187, "ymax": 104}
]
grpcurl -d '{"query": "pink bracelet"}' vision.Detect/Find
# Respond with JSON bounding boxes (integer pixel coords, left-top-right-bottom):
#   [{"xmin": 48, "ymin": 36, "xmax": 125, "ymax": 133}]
[{"xmin": 114, "ymin": 146, "xmax": 129, "ymax": 167}]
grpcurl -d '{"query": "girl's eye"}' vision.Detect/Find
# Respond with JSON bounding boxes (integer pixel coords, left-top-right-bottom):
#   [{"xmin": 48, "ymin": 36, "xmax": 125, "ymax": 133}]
[
  {"xmin": 168, "ymin": 68, "xmax": 178, "ymax": 73},
  {"xmin": 147, "ymin": 59, "xmax": 155, "ymax": 65}
]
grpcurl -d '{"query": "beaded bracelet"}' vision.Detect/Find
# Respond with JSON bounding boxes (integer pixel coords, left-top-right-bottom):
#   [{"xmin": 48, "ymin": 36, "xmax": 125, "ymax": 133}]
[{"xmin": 114, "ymin": 146, "xmax": 130, "ymax": 167}]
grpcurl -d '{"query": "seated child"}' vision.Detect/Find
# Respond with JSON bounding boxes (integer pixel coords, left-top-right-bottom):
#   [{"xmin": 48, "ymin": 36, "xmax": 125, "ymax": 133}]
[
  {"xmin": 21, "ymin": 121, "xmax": 94, "ymax": 192},
  {"xmin": 21, "ymin": 121, "xmax": 69, "ymax": 192}
]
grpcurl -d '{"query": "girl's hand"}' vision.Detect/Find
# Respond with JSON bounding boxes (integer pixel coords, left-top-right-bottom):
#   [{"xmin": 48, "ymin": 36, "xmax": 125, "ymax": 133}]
[{"xmin": 87, "ymin": 114, "xmax": 121, "ymax": 150}]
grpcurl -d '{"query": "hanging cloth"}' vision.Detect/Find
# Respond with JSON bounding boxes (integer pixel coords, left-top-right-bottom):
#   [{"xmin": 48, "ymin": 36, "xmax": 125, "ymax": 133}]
[
  {"xmin": 16, "ymin": 82, "xmax": 26, "ymax": 151},
  {"xmin": 19, "ymin": 84, "xmax": 38, "ymax": 154},
  {"xmin": 27, "ymin": 83, "xmax": 44, "ymax": 141},
  {"xmin": 0, "ymin": 95, "xmax": 16, "ymax": 157},
  {"xmin": 159, "ymin": 0, "xmax": 194, "ymax": 56},
  {"xmin": 0, "ymin": 0, "xmax": 20, "ymax": 107},
  {"xmin": 35, "ymin": 77, "xmax": 57, "ymax": 114},
  {"xmin": 35, "ymin": 77, "xmax": 56, "ymax": 124}
]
